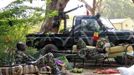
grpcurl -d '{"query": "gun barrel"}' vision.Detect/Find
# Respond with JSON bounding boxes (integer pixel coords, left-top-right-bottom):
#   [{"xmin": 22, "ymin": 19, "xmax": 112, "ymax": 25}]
[{"xmin": 64, "ymin": 5, "xmax": 83, "ymax": 14}]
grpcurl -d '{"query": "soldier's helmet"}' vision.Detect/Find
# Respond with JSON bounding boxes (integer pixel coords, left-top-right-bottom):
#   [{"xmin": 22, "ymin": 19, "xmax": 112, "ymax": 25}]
[{"xmin": 16, "ymin": 42, "xmax": 26, "ymax": 51}]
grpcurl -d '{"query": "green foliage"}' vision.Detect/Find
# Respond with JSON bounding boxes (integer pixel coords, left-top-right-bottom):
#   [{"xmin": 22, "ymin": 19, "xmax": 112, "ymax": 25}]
[
  {"xmin": 0, "ymin": 1, "xmax": 45, "ymax": 66},
  {"xmin": 46, "ymin": 10, "xmax": 58, "ymax": 18},
  {"xmin": 26, "ymin": 47, "xmax": 38, "ymax": 58},
  {"xmin": 45, "ymin": 0, "xmax": 58, "ymax": 18},
  {"xmin": 46, "ymin": 0, "xmax": 52, "ymax": 5},
  {"xmin": 0, "ymin": 20, "xmax": 42, "ymax": 65},
  {"xmin": 0, "ymin": 22, "xmax": 29, "ymax": 65}
]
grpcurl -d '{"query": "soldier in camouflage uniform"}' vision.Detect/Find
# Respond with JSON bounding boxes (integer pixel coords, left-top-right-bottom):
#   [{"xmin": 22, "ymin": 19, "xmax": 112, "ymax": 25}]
[
  {"xmin": 15, "ymin": 42, "xmax": 35, "ymax": 64},
  {"xmin": 15, "ymin": 42, "xmax": 61, "ymax": 75},
  {"xmin": 77, "ymin": 38, "xmax": 87, "ymax": 50},
  {"xmin": 77, "ymin": 38, "xmax": 106, "ymax": 59}
]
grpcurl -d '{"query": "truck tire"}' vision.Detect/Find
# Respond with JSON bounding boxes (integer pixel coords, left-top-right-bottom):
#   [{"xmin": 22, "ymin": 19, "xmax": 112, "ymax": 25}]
[
  {"xmin": 77, "ymin": 48, "xmax": 87, "ymax": 58},
  {"xmin": 40, "ymin": 44, "xmax": 58, "ymax": 55}
]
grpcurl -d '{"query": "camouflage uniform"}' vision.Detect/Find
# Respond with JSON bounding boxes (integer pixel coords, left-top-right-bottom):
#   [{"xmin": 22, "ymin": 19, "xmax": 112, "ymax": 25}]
[
  {"xmin": 77, "ymin": 38, "xmax": 105, "ymax": 59},
  {"xmin": 96, "ymin": 38, "xmax": 107, "ymax": 48},
  {"xmin": 96, "ymin": 38, "xmax": 111, "ymax": 49},
  {"xmin": 15, "ymin": 50, "xmax": 34, "ymax": 64},
  {"xmin": 15, "ymin": 42, "xmax": 61, "ymax": 75},
  {"xmin": 77, "ymin": 38, "xmax": 87, "ymax": 50},
  {"xmin": 35, "ymin": 53, "xmax": 60, "ymax": 74},
  {"xmin": 15, "ymin": 51, "xmax": 60, "ymax": 74}
]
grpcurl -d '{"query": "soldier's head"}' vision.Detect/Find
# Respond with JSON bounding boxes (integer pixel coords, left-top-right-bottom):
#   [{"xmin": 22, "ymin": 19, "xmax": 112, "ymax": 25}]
[{"xmin": 16, "ymin": 42, "xmax": 27, "ymax": 51}]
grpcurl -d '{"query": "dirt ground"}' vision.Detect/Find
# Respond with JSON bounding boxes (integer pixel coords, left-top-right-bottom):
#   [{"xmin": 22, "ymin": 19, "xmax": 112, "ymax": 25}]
[
  {"xmin": 70, "ymin": 69, "xmax": 120, "ymax": 75},
  {"xmin": 0, "ymin": 61, "xmax": 123, "ymax": 75},
  {"xmin": 68, "ymin": 62, "xmax": 122, "ymax": 75}
]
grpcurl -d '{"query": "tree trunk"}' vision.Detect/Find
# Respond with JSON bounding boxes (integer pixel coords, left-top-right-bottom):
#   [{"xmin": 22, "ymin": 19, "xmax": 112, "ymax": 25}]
[{"xmin": 40, "ymin": 0, "xmax": 69, "ymax": 33}]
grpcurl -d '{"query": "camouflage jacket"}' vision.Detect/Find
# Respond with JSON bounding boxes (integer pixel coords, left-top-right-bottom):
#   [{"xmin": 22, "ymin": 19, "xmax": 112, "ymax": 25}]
[
  {"xmin": 15, "ymin": 51, "xmax": 34, "ymax": 64},
  {"xmin": 77, "ymin": 38, "xmax": 87, "ymax": 50}
]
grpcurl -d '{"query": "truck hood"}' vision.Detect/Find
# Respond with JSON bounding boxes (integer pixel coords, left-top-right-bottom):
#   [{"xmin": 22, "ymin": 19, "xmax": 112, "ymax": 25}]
[{"xmin": 107, "ymin": 29, "xmax": 134, "ymax": 37}]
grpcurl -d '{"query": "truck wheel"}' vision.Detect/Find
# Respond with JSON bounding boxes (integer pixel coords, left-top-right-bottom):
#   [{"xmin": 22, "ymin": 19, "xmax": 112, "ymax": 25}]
[
  {"xmin": 77, "ymin": 48, "xmax": 87, "ymax": 58},
  {"xmin": 40, "ymin": 44, "xmax": 58, "ymax": 55}
]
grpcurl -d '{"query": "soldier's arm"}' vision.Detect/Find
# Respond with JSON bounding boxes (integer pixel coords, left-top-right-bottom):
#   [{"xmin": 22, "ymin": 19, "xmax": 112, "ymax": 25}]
[
  {"xmin": 21, "ymin": 52, "xmax": 35, "ymax": 61},
  {"xmin": 15, "ymin": 54, "xmax": 23, "ymax": 64},
  {"xmin": 27, "ymin": 54, "xmax": 36, "ymax": 61}
]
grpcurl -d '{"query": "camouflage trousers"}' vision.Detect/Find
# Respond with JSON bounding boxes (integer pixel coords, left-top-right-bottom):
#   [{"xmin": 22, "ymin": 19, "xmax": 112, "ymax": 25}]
[
  {"xmin": 0, "ymin": 53, "xmax": 60, "ymax": 75},
  {"xmin": 33, "ymin": 53, "xmax": 60, "ymax": 74}
]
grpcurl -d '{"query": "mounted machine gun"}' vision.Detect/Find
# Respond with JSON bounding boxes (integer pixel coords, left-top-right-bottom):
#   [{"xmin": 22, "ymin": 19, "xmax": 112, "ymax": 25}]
[{"xmin": 52, "ymin": 5, "xmax": 83, "ymax": 32}]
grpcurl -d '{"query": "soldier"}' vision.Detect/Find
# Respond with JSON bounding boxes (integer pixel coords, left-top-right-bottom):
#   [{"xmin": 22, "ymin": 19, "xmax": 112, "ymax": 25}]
[
  {"xmin": 77, "ymin": 38, "xmax": 87, "ymax": 50},
  {"xmin": 15, "ymin": 42, "xmax": 61, "ymax": 75},
  {"xmin": 77, "ymin": 38, "xmax": 106, "ymax": 59},
  {"xmin": 15, "ymin": 42, "xmax": 35, "ymax": 64}
]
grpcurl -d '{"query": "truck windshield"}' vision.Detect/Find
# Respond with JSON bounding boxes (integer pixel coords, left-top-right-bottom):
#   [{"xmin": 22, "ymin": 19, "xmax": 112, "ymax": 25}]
[
  {"xmin": 73, "ymin": 18, "xmax": 102, "ymax": 32},
  {"xmin": 81, "ymin": 19, "xmax": 101, "ymax": 32},
  {"xmin": 100, "ymin": 18, "xmax": 116, "ymax": 30}
]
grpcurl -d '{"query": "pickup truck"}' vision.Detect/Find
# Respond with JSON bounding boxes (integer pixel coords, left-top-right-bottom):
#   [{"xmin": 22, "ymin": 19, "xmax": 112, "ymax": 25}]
[{"xmin": 26, "ymin": 15, "xmax": 134, "ymax": 53}]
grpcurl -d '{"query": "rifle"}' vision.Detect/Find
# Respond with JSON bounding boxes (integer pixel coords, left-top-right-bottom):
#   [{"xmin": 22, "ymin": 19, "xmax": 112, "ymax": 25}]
[{"xmin": 64, "ymin": 5, "xmax": 83, "ymax": 14}]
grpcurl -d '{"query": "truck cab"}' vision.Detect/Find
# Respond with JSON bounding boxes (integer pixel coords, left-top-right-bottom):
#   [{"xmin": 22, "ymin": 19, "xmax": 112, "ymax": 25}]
[{"xmin": 71, "ymin": 15, "xmax": 134, "ymax": 45}]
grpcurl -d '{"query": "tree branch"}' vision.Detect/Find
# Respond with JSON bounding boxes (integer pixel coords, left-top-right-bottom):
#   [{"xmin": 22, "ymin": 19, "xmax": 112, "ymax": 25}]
[{"xmin": 78, "ymin": 0, "xmax": 94, "ymax": 15}]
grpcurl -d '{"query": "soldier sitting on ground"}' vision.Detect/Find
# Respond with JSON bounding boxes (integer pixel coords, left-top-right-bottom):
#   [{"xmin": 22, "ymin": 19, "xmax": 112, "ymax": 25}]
[
  {"xmin": 15, "ymin": 42, "xmax": 61, "ymax": 75},
  {"xmin": 76, "ymin": 38, "xmax": 108, "ymax": 59}
]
